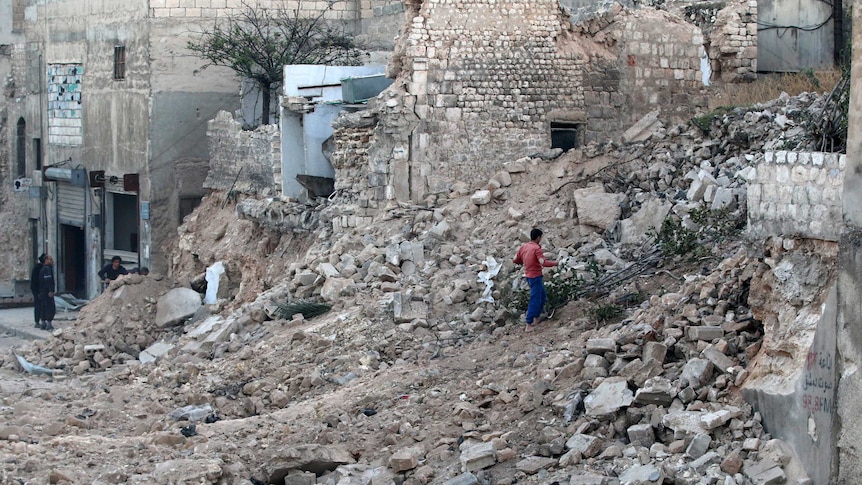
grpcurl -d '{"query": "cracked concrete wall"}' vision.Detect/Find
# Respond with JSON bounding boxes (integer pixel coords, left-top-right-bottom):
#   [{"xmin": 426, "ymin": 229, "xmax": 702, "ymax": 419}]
[
  {"xmin": 743, "ymin": 238, "xmax": 838, "ymax": 485},
  {"xmin": 205, "ymin": 111, "xmax": 281, "ymax": 195}
]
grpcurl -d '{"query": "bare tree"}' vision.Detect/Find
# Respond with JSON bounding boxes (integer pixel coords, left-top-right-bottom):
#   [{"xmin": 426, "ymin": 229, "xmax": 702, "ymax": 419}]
[{"xmin": 188, "ymin": 0, "xmax": 364, "ymax": 125}]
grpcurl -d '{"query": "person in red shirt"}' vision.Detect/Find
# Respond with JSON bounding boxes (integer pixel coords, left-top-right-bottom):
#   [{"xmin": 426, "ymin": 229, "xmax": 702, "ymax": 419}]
[{"xmin": 513, "ymin": 228, "xmax": 557, "ymax": 331}]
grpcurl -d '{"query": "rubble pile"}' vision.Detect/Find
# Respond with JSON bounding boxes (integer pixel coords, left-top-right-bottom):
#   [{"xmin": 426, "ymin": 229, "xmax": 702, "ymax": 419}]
[{"xmin": 0, "ymin": 90, "xmax": 839, "ymax": 484}]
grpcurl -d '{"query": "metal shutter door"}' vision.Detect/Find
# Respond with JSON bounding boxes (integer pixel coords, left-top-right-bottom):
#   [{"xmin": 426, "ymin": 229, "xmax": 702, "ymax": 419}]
[{"xmin": 57, "ymin": 182, "xmax": 86, "ymax": 227}]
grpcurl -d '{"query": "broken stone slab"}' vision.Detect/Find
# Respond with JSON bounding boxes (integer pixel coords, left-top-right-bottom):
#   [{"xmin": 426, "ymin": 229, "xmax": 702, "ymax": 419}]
[
  {"xmin": 393, "ymin": 292, "xmax": 428, "ymax": 323},
  {"xmin": 181, "ymin": 315, "xmax": 239, "ymax": 355},
  {"xmin": 459, "ymin": 440, "xmax": 496, "ymax": 473},
  {"xmin": 642, "ymin": 341, "xmax": 668, "ymax": 364},
  {"xmin": 743, "ymin": 459, "xmax": 786, "ymax": 485},
  {"xmin": 621, "ymin": 109, "xmax": 662, "ymax": 143},
  {"xmin": 515, "ymin": 456, "xmax": 557, "ymax": 475},
  {"xmin": 262, "ymin": 444, "xmax": 355, "ymax": 484},
  {"xmin": 701, "ymin": 407, "xmax": 741, "ymax": 430},
  {"xmin": 283, "ymin": 471, "xmax": 316, "ymax": 485},
  {"xmin": 569, "ymin": 474, "xmax": 610, "ymax": 485},
  {"xmin": 155, "ymin": 288, "xmax": 202, "ymax": 327},
  {"xmin": 471, "ymin": 190, "xmax": 492, "ymax": 205},
  {"xmin": 151, "ymin": 458, "xmax": 224, "ymax": 483},
  {"xmin": 584, "ymin": 377, "xmax": 633, "ymax": 417},
  {"xmin": 690, "ymin": 451, "xmax": 722, "ymax": 474},
  {"xmin": 681, "ymin": 358, "xmax": 714, "ymax": 388},
  {"xmin": 565, "ymin": 434, "xmax": 603, "ymax": 458},
  {"xmin": 443, "ymin": 473, "xmax": 479, "ymax": 485},
  {"xmin": 389, "ymin": 447, "xmax": 420, "ymax": 472},
  {"xmin": 575, "ymin": 189, "xmax": 624, "ymax": 230},
  {"xmin": 626, "ymin": 423, "xmax": 656, "ymax": 448},
  {"xmin": 586, "ymin": 338, "xmax": 616, "ymax": 354},
  {"xmin": 139, "ymin": 342, "xmax": 175, "ymax": 365},
  {"xmin": 504, "ymin": 158, "xmax": 528, "ymax": 173},
  {"xmin": 321, "ymin": 277, "xmax": 355, "ymax": 302},
  {"xmin": 399, "ymin": 241, "xmax": 424, "ymax": 265},
  {"xmin": 429, "ymin": 220, "xmax": 451, "ymax": 239},
  {"xmin": 686, "ymin": 325, "xmax": 724, "ymax": 342},
  {"xmin": 294, "ymin": 271, "xmax": 322, "ymax": 287},
  {"xmin": 634, "ymin": 377, "xmax": 675, "ymax": 406},
  {"xmin": 702, "ymin": 345, "xmax": 735, "ymax": 374},
  {"xmin": 617, "ymin": 463, "xmax": 663, "ymax": 484},
  {"xmin": 618, "ymin": 197, "xmax": 672, "ymax": 245},
  {"xmin": 661, "ymin": 411, "xmax": 710, "ymax": 437},
  {"xmin": 685, "ymin": 433, "xmax": 711, "ymax": 459}
]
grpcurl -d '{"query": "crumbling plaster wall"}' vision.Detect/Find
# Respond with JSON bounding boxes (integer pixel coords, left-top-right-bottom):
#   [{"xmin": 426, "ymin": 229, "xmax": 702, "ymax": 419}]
[{"xmin": 742, "ymin": 148, "xmax": 845, "ymax": 482}]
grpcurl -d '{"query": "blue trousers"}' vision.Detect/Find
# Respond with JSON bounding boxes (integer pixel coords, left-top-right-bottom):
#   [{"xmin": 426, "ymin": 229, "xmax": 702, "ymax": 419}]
[{"xmin": 526, "ymin": 276, "xmax": 547, "ymax": 324}]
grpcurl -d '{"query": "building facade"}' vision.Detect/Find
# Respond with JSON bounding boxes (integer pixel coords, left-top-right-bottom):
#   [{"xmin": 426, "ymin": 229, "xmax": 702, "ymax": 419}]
[{"xmin": 0, "ymin": 0, "xmax": 403, "ymax": 299}]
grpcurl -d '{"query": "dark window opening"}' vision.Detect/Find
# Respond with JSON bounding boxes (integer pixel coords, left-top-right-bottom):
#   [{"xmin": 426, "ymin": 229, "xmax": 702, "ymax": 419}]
[
  {"xmin": 16, "ymin": 118, "xmax": 26, "ymax": 177},
  {"xmin": 550, "ymin": 122, "xmax": 585, "ymax": 152},
  {"xmin": 111, "ymin": 193, "xmax": 138, "ymax": 252},
  {"xmin": 113, "ymin": 45, "xmax": 126, "ymax": 80},
  {"xmin": 179, "ymin": 196, "xmax": 203, "ymax": 224},
  {"xmin": 33, "ymin": 138, "xmax": 42, "ymax": 170}
]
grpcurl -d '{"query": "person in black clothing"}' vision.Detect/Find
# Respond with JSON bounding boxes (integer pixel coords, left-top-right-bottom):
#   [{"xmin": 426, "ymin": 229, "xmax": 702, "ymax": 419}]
[
  {"xmin": 39, "ymin": 254, "xmax": 56, "ymax": 331},
  {"xmin": 31, "ymin": 253, "xmax": 46, "ymax": 328},
  {"xmin": 98, "ymin": 256, "xmax": 128, "ymax": 283}
]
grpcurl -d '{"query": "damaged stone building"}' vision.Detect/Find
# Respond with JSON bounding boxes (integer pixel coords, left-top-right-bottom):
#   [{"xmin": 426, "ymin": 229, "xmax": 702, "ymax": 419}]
[{"xmin": 0, "ymin": 0, "xmax": 404, "ymax": 299}]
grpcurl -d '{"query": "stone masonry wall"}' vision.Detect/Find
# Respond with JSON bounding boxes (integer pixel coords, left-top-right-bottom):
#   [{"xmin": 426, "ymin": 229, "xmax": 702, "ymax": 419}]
[
  {"xmin": 359, "ymin": 1, "xmax": 708, "ymax": 205},
  {"xmin": 704, "ymin": 0, "xmax": 758, "ymax": 83},
  {"xmin": 149, "ymin": 0, "xmax": 359, "ymax": 20},
  {"xmin": 205, "ymin": 111, "xmax": 281, "ymax": 195},
  {"xmin": 748, "ymin": 151, "xmax": 845, "ymax": 242}
]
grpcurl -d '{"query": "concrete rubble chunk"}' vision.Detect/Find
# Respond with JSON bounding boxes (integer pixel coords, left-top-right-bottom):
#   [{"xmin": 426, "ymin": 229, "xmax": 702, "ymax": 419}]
[
  {"xmin": 444, "ymin": 472, "xmax": 479, "ymax": 485},
  {"xmin": 139, "ymin": 342, "xmax": 174, "ymax": 365},
  {"xmin": 642, "ymin": 341, "xmax": 668, "ymax": 364},
  {"xmin": 744, "ymin": 459, "xmax": 787, "ymax": 485},
  {"xmin": 471, "ymin": 190, "xmax": 492, "ymax": 205},
  {"xmin": 569, "ymin": 474, "xmax": 608, "ymax": 485},
  {"xmin": 702, "ymin": 345, "xmax": 735, "ymax": 373},
  {"xmin": 626, "ymin": 423, "xmax": 655, "ymax": 448},
  {"xmin": 389, "ymin": 447, "xmax": 420, "ymax": 472},
  {"xmin": 459, "ymin": 440, "xmax": 496, "ymax": 472},
  {"xmin": 619, "ymin": 197, "xmax": 672, "ymax": 245},
  {"xmin": 690, "ymin": 451, "xmax": 722, "ymax": 473},
  {"xmin": 701, "ymin": 407, "xmax": 741, "ymax": 430},
  {"xmin": 685, "ymin": 433, "xmax": 711, "ymax": 459},
  {"xmin": 584, "ymin": 377, "xmax": 633, "ymax": 417},
  {"xmin": 634, "ymin": 376, "xmax": 675, "ymax": 406},
  {"xmin": 686, "ymin": 325, "xmax": 724, "ymax": 342},
  {"xmin": 661, "ymin": 411, "xmax": 710, "ymax": 436},
  {"xmin": 515, "ymin": 456, "xmax": 556, "ymax": 475},
  {"xmin": 565, "ymin": 434, "xmax": 603, "ymax": 458},
  {"xmin": 586, "ymin": 338, "xmax": 616, "ymax": 354},
  {"xmin": 618, "ymin": 463, "xmax": 663, "ymax": 484},
  {"xmin": 681, "ymin": 358, "xmax": 714, "ymax": 388},
  {"xmin": 621, "ymin": 109, "xmax": 662, "ymax": 143},
  {"xmin": 263, "ymin": 444, "xmax": 355, "ymax": 484},
  {"xmin": 155, "ymin": 288, "xmax": 202, "ymax": 327},
  {"xmin": 575, "ymin": 189, "xmax": 624, "ymax": 230}
]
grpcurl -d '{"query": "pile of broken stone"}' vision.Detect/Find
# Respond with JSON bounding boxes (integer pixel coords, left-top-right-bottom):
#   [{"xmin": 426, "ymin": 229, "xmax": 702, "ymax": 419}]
[{"xmin": 0, "ymin": 90, "xmax": 833, "ymax": 484}]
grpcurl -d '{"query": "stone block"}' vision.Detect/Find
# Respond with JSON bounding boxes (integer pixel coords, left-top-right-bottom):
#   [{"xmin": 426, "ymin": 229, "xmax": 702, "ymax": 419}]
[
  {"xmin": 686, "ymin": 326, "xmax": 724, "ymax": 342},
  {"xmin": 459, "ymin": 441, "xmax": 496, "ymax": 472},
  {"xmin": 586, "ymin": 338, "xmax": 616, "ymax": 354},
  {"xmin": 618, "ymin": 464, "xmax": 663, "ymax": 484},
  {"xmin": 569, "ymin": 475, "xmax": 608, "ymax": 485},
  {"xmin": 443, "ymin": 473, "xmax": 478, "ymax": 485},
  {"xmin": 690, "ymin": 451, "xmax": 721, "ymax": 473},
  {"xmin": 515, "ymin": 456, "xmax": 556, "ymax": 475},
  {"xmin": 682, "ymin": 358, "xmax": 714, "ymax": 388},
  {"xmin": 389, "ymin": 448, "xmax": 419, "ymax": 472},
  {"xmin": 566, "ymin": 434, "xmax": 603, "ymax": 458},
  {"xmin": 634, "ymin": 377, "xmax": 675, "ymax": 406},
  {"xmin": 702, "ymin": 346, "xmax": 734, "ymax": 373},
  {"xmin": 584, "ymin": 377, "xmax": 633, "ymax": 417},
  {"xmin": 685, "ymin": 433, "xmax": 711, "ymax": 459},
  {"xmin": 642, "ymin": 341, "xmax": 667, "ymax": 364},
  {"xmin": 627, "ymin": 423, "xmax": 655, "ymax": 448}
]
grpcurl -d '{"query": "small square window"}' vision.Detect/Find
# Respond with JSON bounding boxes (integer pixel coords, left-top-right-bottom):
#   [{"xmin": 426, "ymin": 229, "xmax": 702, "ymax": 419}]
[
  {"xmin": 113, "ymin": 45, "xmax": 126, "ymax": 80},
  {"xmin": 550, "ymin": 122, "xmax": 585, "ymax": 152}
]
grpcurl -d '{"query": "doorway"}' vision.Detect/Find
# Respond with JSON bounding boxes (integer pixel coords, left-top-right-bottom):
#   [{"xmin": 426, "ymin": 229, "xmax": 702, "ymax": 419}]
[{"xmin": 60, "ymin": 224, "xmax": 86, "ymax": 297}]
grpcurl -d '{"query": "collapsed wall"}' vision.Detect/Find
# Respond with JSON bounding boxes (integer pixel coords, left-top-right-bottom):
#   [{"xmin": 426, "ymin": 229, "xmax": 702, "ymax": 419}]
[
  {"xmin": 331, "ymin": 1, "xmax": 710, "ymax": 215},
  {"xmin": 742, "ymin": 150, "xmax": 844, "ymax": 485}
]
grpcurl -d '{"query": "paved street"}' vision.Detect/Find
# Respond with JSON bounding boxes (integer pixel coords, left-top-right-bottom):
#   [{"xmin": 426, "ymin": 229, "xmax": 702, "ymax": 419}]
[{"xmin": 0, "ymin": 306, "xmax": 78, "ymax": 349}]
